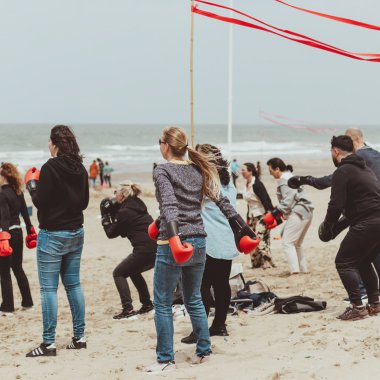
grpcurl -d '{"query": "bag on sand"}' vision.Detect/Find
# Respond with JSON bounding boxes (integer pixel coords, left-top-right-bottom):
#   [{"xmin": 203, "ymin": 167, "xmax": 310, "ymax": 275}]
[{"xmin": 274, "ymin": 296, "xmax": 327, "ymax": 314}]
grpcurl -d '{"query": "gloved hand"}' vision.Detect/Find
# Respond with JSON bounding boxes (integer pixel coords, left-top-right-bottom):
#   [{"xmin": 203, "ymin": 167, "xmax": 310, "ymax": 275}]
[
  {"xmin": 229, "ymin": 214, "xmax": 260, "ymax": 255},
  {"xmin": 287, "ymin": 176, "xmax": 312, "ymax": 189},
  {"xmin": 167, "ymin": 221, "xmax": 193, "ymax": 264},
  {"xmin": 100, "ymin": 197, "xmax": 119, "ymax": 226},
  {"xmin": 148, "ymin": 218, "xmax": 161, "ymax": 240},
  {"xmin": 0, "ymin": 231, "xmax": 13, "ymax": 256},
  {"xmin": 261, "ymin": 208, "xmax": 283, "ymax": 229},
  {"xmin": 318, "ymin": 220, "xmax": 334, "ymax": 242},
  {"xmin": 24, "ymin": 167, "xmax": 40, "ymax": 193},
  {"xmin": 25, "ymin": 226, "xmax": 37, "ymax": 249}
]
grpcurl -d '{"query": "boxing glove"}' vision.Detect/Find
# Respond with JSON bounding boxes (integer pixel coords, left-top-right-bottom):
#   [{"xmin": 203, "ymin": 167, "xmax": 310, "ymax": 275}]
[
  {"xmin": 261, "ymin": 208, "xmax": 283, "ymax": 229},
  {"xmin": 25, "ymin": 226, "xmax": 37, "ymax": 249},
  {"xmin": 167, "ymin": 221, "xmax": 193, "ymax": 264},
  {"xmin": 148, "ymin": 218, "xmax": 160, "ymax": 240},
  {"xmin": 287, "ymin": 176, "xmax": 312, "ymax": 189},
  {"xmin": 229, "ymin": 214, "xmax": 260, "ymax": 255},
  {"xmin": 318, "ymin": 220, "xmax": 334, "ymax": 242},
  {"xmin": 24, "ymin": 167, "xmax": 40, "ymax": 193},
  {"xmin": 0, "ymin": 231, "xmax": 13, "ymax": 257},
  {"xmin": 100, "ymin": 197, "xmax": 119, "ymax": 216}
]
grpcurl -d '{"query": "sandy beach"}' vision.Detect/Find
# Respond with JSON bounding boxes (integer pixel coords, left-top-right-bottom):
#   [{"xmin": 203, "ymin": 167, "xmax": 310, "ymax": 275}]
[{"xmin": 1, "ymin": 157, "xmax": 379, "ymax": 380}]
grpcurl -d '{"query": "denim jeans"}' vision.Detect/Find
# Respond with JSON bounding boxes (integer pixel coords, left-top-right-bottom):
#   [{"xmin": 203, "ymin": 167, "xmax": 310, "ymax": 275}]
[
  {"xmin": 37, "ymin": 228, "xmax": 85, "ymax": 344},
  {"xmin": 154, "ymin": 237, "xmax": 211, "ymax": 362}
]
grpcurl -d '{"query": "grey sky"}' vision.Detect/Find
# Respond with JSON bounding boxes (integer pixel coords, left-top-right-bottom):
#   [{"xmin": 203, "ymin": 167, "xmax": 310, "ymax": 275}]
[{"xmin": 1, "ymin": 0, "xmax": 379, "ymax": 125}]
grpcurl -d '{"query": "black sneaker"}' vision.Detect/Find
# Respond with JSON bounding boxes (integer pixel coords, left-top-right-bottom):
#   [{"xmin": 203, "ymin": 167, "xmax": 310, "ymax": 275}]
[
  {"xmin": 66, "ymin": 337, "xmax": 87, "ymax": 349},
  {"xmin": 181, "ymin": 331, "xmax": 197, "ymax": 344},
  {"xmin": 209, "ymin": 325, "xmax": 229, "ymax": 337},
  {"xmin": 137, "ymin": 303, "xmax": 154, "ymax": 314},
  {"xmin": 112, "ymin": 309, "xmax": 138, "ymax": 320},
  {"xmin": 26, "ymin": 343, "xmax": 57, "ymax": 357}
]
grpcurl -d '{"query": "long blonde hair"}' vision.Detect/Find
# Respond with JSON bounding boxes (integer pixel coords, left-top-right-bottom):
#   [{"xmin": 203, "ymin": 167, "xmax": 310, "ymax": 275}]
[{"xmin": 162, "ymin": 126, "xmax": 220, "ymax": 200}]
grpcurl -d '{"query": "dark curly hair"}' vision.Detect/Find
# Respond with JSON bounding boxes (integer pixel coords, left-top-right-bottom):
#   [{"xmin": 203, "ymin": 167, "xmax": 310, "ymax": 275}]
[
  {"xmin": 195, "ymin": 144, "xmax": 230, "ymax": 186},
  {"xmin": 50, "ymin": 125, "xmax": 83, "ymax": 163},
  {"xmin": 1, "ymin": 162, "xmax": 23, "ymax": 195}
]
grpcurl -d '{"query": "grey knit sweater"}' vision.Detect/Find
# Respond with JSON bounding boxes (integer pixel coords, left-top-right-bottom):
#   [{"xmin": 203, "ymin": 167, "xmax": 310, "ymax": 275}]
[{"xmin": 153, "ymin": 161, "xmax": 237, "ymax": 240}]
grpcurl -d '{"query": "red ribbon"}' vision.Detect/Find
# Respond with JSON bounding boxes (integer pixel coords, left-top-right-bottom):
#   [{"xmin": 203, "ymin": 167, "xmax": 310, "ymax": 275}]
[
  {"xmin": 275, "ymin": 0, "xmax": 380, "ymax": 31},
  {"xmin": 192, "ymin": 1, "xmax": 380, "ymax": 61}
]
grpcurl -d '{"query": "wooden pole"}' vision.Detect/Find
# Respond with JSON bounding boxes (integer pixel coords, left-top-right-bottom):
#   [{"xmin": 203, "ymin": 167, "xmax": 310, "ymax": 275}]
[{"xmin": 190, "ymin": 0, "xmax": 195, "ymax": 148}]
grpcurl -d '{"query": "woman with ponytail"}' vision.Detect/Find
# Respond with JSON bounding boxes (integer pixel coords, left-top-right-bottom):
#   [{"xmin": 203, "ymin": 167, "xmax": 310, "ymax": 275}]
[
  {"xmin": 145, "ymin": 127, "xmax": 257, "ymax": 373},
  {"xmin": 100, "ymin": 180, "xmax": 156, "ymax": 320},
  {"xmin": 0, "ymin": 163, "xmax": 35, "ymax": 316}
]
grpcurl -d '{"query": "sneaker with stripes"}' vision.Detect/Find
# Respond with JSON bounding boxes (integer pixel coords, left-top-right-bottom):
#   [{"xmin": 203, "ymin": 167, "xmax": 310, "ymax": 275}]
[
  {"xmin": 26, "ymin": 343, "xmax": 57, "ymax": 357},
  {"xmin": 66, "ymin": 336, "xmax": 87, "ymax": 350}
]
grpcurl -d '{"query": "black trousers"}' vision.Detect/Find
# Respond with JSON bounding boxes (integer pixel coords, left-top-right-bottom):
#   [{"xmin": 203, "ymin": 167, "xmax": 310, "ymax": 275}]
[
  {"xmin": 0, "ymin": 229, "xmax": 33, "ymax": 311},
  {"xmin": 113, "ymin": 251, "xmax": 155, "ymax": 311},
  {"xmin": 10, "ymin": 229, "xmax": 33, "ymax": 308},
  {"xmin": 201, "ymin": 255, "xmax": 232, "ymax": 329},
  {"xmin": 335, "ymin": 219, "xmax": 380, "ymax": 306}
]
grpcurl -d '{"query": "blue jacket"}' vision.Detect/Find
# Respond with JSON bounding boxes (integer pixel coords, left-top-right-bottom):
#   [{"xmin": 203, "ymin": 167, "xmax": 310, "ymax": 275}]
[{"xmin": 201, "ymin": 182, "xmax": 239, "ymax": 260}]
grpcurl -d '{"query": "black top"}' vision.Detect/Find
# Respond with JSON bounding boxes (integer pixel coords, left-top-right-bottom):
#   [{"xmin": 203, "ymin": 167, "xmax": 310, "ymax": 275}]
[
  {"xmin": 325, "ymin": 154, "xmax": 380, "ymax": 224},
  {"xmin": 0, "ymin": 184, "xmax": 33, "ymax": 233},
  {"xmin": 30, "ymin": 156, "xmax": 89, "ymax": 231},
  {"xmin": 103, "ymin": 196, "xmax": 157, "ymax": 254}
]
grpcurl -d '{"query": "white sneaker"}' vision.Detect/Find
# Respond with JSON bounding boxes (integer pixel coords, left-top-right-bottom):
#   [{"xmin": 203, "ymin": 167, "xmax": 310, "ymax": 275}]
[
  {"xmin": 144, "ymin": 361, "xmax": 176, "ymax": 373},
  {"xmin": 172, "ymin": 304, "xmax": 188, "ymax": 320},
  {"xmin": 247, "ymin": 299, "xmax": 276, "ymax": 316},
  {"xmin": 0, "ymin": 311, "xmax": 14, "ymax": 317},
  {"xmin": 343, "ymin": 295, "xmax": 368, "ymax": 305},
  {"xmin": 191, "ymin": 353, "xmax": 211, "ymax": 365}
]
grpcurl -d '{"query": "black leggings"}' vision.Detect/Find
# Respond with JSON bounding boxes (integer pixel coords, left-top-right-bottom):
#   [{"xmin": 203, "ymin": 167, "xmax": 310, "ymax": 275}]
[
  {"xmin": 0, "ymin": 229, "xmax": 33, "ymax": 311},
  {"xmin": 201, "ymin": 255, "xmax": 232, "ymax": 329},
  {"xmin": 335, "ymin": 219, "xmax": 380, "ymax": 306},
  {"xmin": 113, "ymin": 251, "xmax": 155, "ymax": 311}
]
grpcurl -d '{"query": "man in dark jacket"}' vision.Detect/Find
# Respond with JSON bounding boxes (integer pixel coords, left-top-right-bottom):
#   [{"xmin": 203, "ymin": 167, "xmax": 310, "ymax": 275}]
[{"xmin": 319, "ymin": 135, "xmax": 380, "ymax": 320}]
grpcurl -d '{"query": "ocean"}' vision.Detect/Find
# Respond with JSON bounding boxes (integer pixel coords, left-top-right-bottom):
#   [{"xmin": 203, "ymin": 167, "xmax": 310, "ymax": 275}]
[{"xmin": 0, "ymin": 124, "xmax": 379, "ymax": 174}]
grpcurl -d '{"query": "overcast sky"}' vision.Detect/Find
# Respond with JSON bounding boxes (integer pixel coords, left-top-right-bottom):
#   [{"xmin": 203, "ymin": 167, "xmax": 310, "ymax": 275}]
[{"xmin": 1, "ymin": 0, "xmax": 380, "ymax": 125}]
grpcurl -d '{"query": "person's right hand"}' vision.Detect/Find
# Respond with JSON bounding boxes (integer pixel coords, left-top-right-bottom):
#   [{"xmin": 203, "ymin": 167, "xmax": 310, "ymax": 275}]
[
  {"xmin": 0, "ymin": 232, "xmax": 13, "ymax": 256},
  {"xmin": 288, "ymin": 176, "xmax": 312, "ymax": 189}
]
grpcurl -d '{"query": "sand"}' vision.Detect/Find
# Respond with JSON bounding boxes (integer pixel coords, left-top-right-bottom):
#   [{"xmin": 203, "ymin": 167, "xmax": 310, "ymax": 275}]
[{"xmin": 1, "ymin": 158, "xmax": 379, "ymax": 380}]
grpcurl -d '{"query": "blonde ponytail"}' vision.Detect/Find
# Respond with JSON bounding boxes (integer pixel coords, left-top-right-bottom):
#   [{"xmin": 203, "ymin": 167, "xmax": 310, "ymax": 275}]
[{"xmin": 117, "ymin": 180, "xmax": 141, "ymax": 198}]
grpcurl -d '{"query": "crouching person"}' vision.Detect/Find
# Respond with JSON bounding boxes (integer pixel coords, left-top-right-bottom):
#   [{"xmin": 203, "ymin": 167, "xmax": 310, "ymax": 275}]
[{"xmin": 100, "ymin": 180, "xmax": 156, "ymax": 320}]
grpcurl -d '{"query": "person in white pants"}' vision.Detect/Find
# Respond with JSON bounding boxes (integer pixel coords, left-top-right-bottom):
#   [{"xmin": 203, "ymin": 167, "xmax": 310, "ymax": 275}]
[{"xmin": 267, "ymin": 158, "xmax": 314, "ymax": 274}]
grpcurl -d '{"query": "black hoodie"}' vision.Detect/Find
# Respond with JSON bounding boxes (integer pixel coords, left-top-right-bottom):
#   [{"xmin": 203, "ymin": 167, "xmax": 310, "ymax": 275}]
[
  {"xmin": 325, "ymin": 154, "xmax": 380, "ymax": 224},
  {"xmin": 31, "ymin": 156, "xmax": 89, "ymax": 231},
  {"xmin": 103, "ymin": 196, "xmax": 156, "ymax": 254}
]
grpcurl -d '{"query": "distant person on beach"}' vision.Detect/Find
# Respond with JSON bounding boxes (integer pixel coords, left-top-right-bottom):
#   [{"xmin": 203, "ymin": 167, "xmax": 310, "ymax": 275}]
[
  {"xmin": 181, "ymin": 144, "xmax": 239, "ymax": 344},
  {"xmin": 97, "ymin": 158, "xmax": 105, "ymax": 186},
  {"xmin": 288, "ymin": 128, "xmax": 380, "ymax": 301},
  {"xmin": 230, "ymin": 158, "xmax": 239, "ymax": 188},
  {"xmin": 100, "ymin": 180, "xmax": 156, "ymax": 320},
  {"xmin": 266, "ymin": 158, "xmax": 313, "ymax": 274},
  {"xmin": 89, "ymin": 160, "xmax": 98, "ymax": 188},
  {"xmin": 145, "ymin": 126, "xmax": 258, "ymax": 373},
  {"xmin": 0, "ymin": 163, "xmax": 36, "ymax": 317},
  {"xmin": 241, "ymin": 162, "xmax": 275, "ymax": 269},
  {"xmin": 103, "ymin": 161, "xmax": 114, "ymax": 188},
  {"xmin": 25, "ymin": 125, "xmax": 89, "ymax": 357},
  {"xmin": 318, "ymin": 135, "xmax": 380, "ymax": 320},
  {"xmin": 256, "ymin": 161, "xmax": 262, "ymax": 179}
]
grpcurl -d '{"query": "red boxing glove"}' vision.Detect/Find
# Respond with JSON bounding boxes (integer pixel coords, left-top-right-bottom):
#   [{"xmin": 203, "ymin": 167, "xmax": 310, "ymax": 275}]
[
  {"xmin": 25, "ymin": 226, "xmax": 37, "ymax": 249},
  {"xmin": 0, "ymin": 231, "xmax": 13, "ymax": 257},
  {"xmin": 24, "ymin": 167, "xmax": 40, "ymax": 193},
  {"xmin": 148, "ymin": 218, "xmax": 160, "ymax": 240},
  {"xmin": 229, "ymin": 214, "xmax": 260, "ymax": 255},
  {"xmin": 167, "ymin": 221, "xmax": 193, "ymax": 264},
  {"xmin": 261, "ymin": 208, "xmax": 283, "ymax": 229}
]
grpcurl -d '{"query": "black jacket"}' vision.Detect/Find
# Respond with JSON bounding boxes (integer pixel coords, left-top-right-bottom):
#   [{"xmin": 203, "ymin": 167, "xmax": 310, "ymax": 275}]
[
  {"xmin": 325, "ymin": 154, "xmax": 380, "ymax": 224},
  {"xmin": 31, "ymin": 156, "xmax": 89, "ymax": 231},
  {"xmin": 103, "ymin": 196, "xmax": 156, "ymax": 254},
  {"xmin": 0, "ymin": 185, "xmax": 32, "ymax": 233}
]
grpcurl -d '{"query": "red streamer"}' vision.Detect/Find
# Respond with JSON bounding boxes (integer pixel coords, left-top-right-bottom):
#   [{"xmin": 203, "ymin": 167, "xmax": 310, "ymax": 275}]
[
  {"xmin": 275, "ymin": 0, "xmax": 380, "ymax": 31},
  {"xmin": 192, "ymin": 1, "xmax": 380, "ymax": 61}
]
